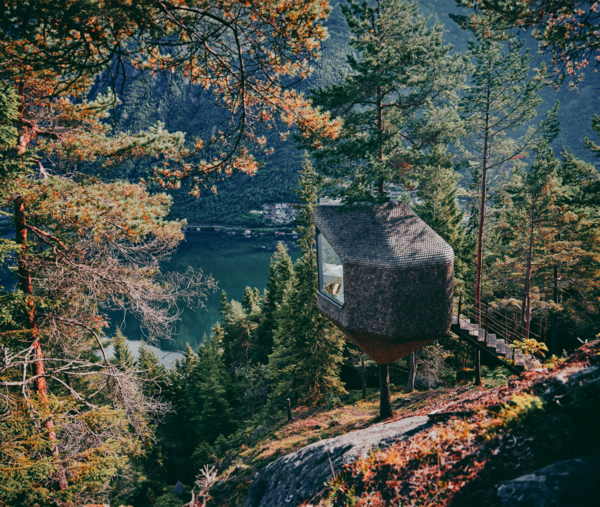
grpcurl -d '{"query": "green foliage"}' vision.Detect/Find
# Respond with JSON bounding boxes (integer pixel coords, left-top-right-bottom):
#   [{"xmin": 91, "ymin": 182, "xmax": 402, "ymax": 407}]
[
  {"xmin": 500, "ymin": 393, "xmax": 545, "ymax": 425},
  {"xmin": 0, "ymin": 395, "xmax": 142, "ymax": 507},
  {"xmin": 114, "ymin": 329, "xmax": 136, "ymax": 370},
  {"xmin": 413, "ymin": 147, "xmax": 470, "ymax": 280},
  {"xmin": 510, "ymin": 338, "xmax": 549, "ymax": 358},
  {"xmin": 194, "ymin": 336, "xmax": 237, "ymax": 445},
  {"xmin": 268, "ymin": 158, "xmax": 346, "ymax": 405},
  {"xmin": 254, "ymin": 243, "xmax": 295, "ymax": 362},
  {"xmin": 302, "ymin": 0, "xmax": 467, "ymax": 203}
]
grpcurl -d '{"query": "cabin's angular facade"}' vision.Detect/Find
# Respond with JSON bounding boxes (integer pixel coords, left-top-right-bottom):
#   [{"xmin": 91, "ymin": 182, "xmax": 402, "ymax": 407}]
[{"xmin": 314, "ymin": 202, "xmax": 454, "ymax": 365}]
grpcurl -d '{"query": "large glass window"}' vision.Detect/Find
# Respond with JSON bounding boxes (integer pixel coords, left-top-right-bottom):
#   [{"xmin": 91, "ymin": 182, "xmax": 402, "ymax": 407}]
[{"xmin": 317, "ymin": 232, "xmax": 344, "ymax": 304}]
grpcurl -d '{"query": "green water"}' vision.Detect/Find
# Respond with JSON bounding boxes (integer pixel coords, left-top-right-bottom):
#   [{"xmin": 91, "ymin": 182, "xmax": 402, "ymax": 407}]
[{"xmin": 118, "ymin": 232, "xmax": 299, "ymax": 353}]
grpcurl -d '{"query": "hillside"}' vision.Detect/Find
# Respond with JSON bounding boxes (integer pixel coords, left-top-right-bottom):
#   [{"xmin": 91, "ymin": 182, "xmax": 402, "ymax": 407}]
[
  {"xmin": 109, "ymin": 0, "xmax": 600, "ymax": 226},
  {"xmin": 150, "ymin": 341, "xmax": 600, "ymax": 507}
]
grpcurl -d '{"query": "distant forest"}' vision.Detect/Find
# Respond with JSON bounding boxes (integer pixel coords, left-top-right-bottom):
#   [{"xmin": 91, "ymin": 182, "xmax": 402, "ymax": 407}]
[{"xmin": 105, "ymin": 0, "xmax": 600, "ymax": 226}]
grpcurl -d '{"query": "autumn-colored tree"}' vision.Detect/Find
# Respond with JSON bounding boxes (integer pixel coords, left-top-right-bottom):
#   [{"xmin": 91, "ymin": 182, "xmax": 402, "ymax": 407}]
[
  {"xmin": 0, "ymin": 0, "xmax": 340, "ymax": 195},
  {"xmin": 452, "ymin": 0, "xmax": 600, "ymax": 85},
  {"xmin": 0, "ymin": 73, "xmax": 216, "ymax": 504}
]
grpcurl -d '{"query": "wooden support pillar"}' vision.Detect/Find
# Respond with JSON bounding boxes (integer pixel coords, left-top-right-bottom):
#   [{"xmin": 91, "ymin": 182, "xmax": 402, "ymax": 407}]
[
  {"xmin": 379, "ymin": 364, "xmax": 393, "ymax": 419},
  {"xmin": 361, "ymin": 354, "xmax": 366, "ymax": 401},
  {"xmin": 474, "ymin": 349, "xmax": 481, "ymax": 386}
]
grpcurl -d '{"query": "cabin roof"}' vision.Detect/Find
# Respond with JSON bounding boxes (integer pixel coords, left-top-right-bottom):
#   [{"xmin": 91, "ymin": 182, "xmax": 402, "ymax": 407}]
[{"xmin": 314, "ymin": 202, "xmax": 454, "ymax": 269}]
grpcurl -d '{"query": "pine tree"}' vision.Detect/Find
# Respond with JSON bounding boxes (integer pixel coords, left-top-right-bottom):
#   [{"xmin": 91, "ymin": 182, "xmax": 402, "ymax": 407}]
[
  {"xmin": 459, "ymin": 37, "xmax": 559, "ymax": 320},
  {"xmin": 269, "ymin": 157, "xmax": 346, "ymax": 405},
  {"xmin": 414, "ymin": 147, "xmax": 469, "ymax": 281},
  {"xmin": 221, "ymin": 299, "xmax": 260, "ymax": 368},
  {"xmin": 491, "ymin": 145, "xmax": 600, "ymax": 347},
  {"xmin": 302, "ymin": 0, "xmax": 467, "ymax": 203},
  {"xmin": 195, "ymin": 336, "xmax": 237, "ymax": 445},
  {"xmin": 113, "ymin": 329, "xmax": 135, "ymax": 371},
  {"xmin": 242, "ymin": 286, "xmax": 261, "ymax": 312},
  {"xmin": 255, "ymin": 243, "xmax": 295, "ymax": 362},
  {"xmin": 138, "ymin": 340, "xmax": 167, "ymax": 399},
  {"xmin": 219, "ymin": 290, "xmax": 231, "ymax": 317},
  {"xmin": 492, "ymin": 146, "xmax": 565, "ymax": 337}
]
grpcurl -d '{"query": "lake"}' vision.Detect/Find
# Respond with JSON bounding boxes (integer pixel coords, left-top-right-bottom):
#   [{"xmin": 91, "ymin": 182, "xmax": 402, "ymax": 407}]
[
  {"xmin": 0, "ymin": 231, "xmax": 299, "ymax": 365},
  {"xmin": 112, "ymin": 232, "xmax": 300, "ymax": 361}
]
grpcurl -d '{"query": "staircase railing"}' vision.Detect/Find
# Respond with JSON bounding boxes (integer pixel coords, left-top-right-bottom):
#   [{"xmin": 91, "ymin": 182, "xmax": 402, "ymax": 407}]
[{"xmin": 454, "ymin": 291, "xmax": 545, "ymax": 362}]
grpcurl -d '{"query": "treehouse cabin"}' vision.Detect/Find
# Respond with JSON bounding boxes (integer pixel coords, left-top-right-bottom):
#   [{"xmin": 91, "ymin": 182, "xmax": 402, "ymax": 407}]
[{"xmin": 314, "ymin": 202, "xmax": 454, "ymax": 365}]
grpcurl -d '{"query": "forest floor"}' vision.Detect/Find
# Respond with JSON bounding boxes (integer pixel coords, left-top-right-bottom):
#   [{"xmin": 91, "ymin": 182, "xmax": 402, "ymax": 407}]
[
  {"xmin": 209, "ymin": 366, "xmax": 529, "ymax": 505},
  {"xmin": 208, "ymin": 341, "xmax": 600, "ymax": 507}
]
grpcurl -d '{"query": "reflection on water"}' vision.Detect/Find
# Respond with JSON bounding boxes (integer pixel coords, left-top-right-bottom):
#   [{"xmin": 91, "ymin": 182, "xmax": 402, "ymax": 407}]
[{"xmin": 114, "ymin": 232, "xmax": 299, "ymax": 354}]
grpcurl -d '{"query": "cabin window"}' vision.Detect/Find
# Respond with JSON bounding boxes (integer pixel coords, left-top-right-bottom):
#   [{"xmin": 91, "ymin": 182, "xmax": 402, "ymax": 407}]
[{"xmin": 317, "ymin": 232, "xmax": 344, "ymax": 304}]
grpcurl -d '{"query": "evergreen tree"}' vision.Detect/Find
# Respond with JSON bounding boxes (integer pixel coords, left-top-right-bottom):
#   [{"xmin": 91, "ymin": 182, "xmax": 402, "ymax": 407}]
[
  {"xmin": 113, "ymin": 329, "xmax": 135, "ymax": 371},
  {"xmin": 414, "ymin": 147, "xmax": 469, "ymax": 281},
  {"xmin": 255, "ymin": 243, "xmax": 295, "ymax": 362},
  {"xmin": 221, "ymin": 299, "xmax": 260, "ymax": 368},
  {"xmin": 459, "ymin": 38, "xmax": 558, "ymax": 318},
  {"xmin": 138, "ymin": 340, "xmax": 167, "ymax": 399},
  {"xmin": 242, "ymin": 286, "xmax": 261, "ymax": 312},
  {"xmin": 492, "ymin": 146, "xmax": 565, "ymax": 336},
  {"xmin": 492, "ymin": 146, "xmax": 600, "ymax": 346},
  {"xmin": 302, "ymin": 0, "xmax": 467, "ymax": 203},
  {"xmin": 269, "ymin": 158, "xmax": 346, "ymax": 405},
  {"xmin": 193, "ymin": 336, "xmax": 237, "ymax": 449},
  {"xmin": 218, "ymin": 290, "xmax": 231, "ymax": 317}
]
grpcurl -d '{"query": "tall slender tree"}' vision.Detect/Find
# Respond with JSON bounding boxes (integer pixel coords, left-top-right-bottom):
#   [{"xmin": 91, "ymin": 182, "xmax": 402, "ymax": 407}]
[
  {"xmin": 255, "ymin": 244, "xmax": 295, "ymax": 362},
  {"xmin": 459, "ymin": 38, "xmax": 558, "ymax": 322}
]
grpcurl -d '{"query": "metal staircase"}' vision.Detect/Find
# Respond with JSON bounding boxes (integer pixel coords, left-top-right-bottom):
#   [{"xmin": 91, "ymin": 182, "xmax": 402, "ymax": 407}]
[{"xmin": 452, "ymin": 293, "xmax": 544, "ymax": 375}]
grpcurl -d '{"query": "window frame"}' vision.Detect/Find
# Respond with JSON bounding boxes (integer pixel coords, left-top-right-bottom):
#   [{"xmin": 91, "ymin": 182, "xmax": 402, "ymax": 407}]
[{"xmin": 316, "ymin": 229, "xmax": 344, "ymax": 308}]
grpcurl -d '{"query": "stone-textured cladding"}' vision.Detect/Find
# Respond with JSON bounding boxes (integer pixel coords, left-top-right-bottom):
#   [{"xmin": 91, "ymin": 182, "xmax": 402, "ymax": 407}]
[{"xmin": 314, "ymin": 202, "xmax": 454, "ymax": 365}]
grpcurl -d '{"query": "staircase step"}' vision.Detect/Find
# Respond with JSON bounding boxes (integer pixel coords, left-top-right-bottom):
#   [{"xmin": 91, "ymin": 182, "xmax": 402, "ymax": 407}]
[
  {"xmin": 496, "ymin": 339, "xmax": 506, "ymax": 356},
  {"xmin": 478, "ymin": 329, "xmax": 486, "ymax": 342}
]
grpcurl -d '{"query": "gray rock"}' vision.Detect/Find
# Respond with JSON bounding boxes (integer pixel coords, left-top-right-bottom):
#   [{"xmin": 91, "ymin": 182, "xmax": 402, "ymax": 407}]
[
  {"xmin": 497, "ymin": 454, "xmax": 600, "ymax": 506},
  {"xmin": 243, "ymin": 415, "xmax": 430, "ymax": 507}
]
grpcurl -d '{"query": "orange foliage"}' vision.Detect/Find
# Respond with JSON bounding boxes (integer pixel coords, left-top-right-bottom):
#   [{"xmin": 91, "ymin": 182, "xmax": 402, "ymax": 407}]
[{"xmin": 0, "ymin": 0, "xmax": 341, "ymax": 195}]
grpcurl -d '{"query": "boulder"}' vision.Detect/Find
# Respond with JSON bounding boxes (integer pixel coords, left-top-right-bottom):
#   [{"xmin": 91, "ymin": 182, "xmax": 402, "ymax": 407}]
[
  {"xmin": 497, "ymin": 454, "xmax": 600, "ymax": 506},
  {"xmin": 244, "ymin": 415, "xmax": 429, "ymax": 507}
]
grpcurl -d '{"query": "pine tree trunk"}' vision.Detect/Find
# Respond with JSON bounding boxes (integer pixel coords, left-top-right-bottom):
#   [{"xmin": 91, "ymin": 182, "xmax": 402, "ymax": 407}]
[
  {"xmin": 379, "ymin": 364, "xmax": 393, "ymax": 418},
  {"xmin": 474, "ymin": 349, "xmax": 481, "ymax": 386},
  {"xmin": 551, "ymin": 265, "xmax": 558, "ymax": 354},
  {"xmin": 406, "ymin": 349, "xmax": 422, "ymax": 393},
  {"xmin": 475, "ymin": 104, "xmax": 491, "ymax": 326},
  {"xmin": 14, "ymin": 196, "xmax": 68, "ymax": 491},
  {"xmin": 520, "ymin": 203, "xmax": 535, "ymax": 337},
  {"xmin": 361, "ymin": 354, "xmax": 366, "ymax": 401},
  {"xmin": 377, "ymin": 86, "xmax": 385, "ymax": 196}
]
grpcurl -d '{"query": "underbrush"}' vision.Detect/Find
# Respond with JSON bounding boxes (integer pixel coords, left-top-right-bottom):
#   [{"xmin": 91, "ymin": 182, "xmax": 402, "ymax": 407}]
[
  {"xmin": 312, "ymin": 341, "xmax": 600, "ymax": 507},
  {"xmin": 201, "ymin": 366, "xmax": 518, "ymax": 506}
]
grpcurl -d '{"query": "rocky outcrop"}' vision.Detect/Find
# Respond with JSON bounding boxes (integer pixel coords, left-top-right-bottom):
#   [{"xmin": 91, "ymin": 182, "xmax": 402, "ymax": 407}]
[
  {"xmin": 497, "ymin": 454, "xmax": 600, "ymax": 506},
  {"xmin": 243, "ymin": 415, "xmax": 430, "ymax": 507}
]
